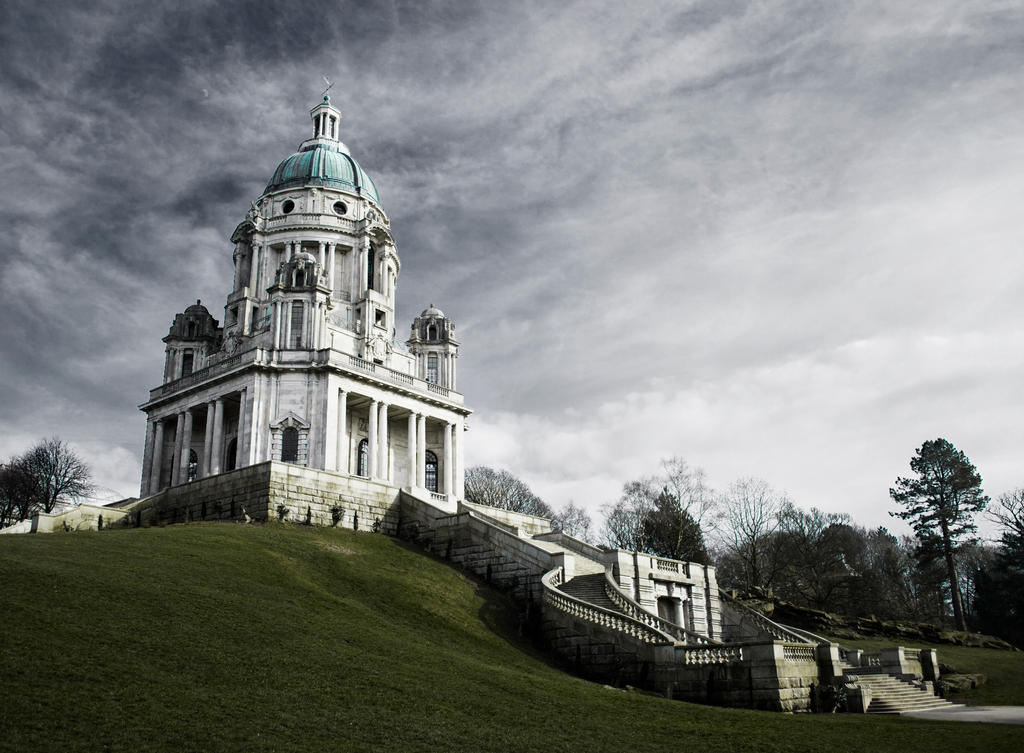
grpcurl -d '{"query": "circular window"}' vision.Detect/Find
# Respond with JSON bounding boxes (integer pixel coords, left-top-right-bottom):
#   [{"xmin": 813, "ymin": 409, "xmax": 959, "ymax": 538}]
[
  {"xmin": 281, "ymin": 199, "xmax": 295, "ymax": 214},
  {"xmin": 332, "ymin": 201, "xmax": 348, "ymax": 216}
]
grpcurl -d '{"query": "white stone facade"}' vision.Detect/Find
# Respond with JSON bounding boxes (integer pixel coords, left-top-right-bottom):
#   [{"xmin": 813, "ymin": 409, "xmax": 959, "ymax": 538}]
[{"xmin": 139, "ymin": 96, "xmax": 469, "ymax": 509}]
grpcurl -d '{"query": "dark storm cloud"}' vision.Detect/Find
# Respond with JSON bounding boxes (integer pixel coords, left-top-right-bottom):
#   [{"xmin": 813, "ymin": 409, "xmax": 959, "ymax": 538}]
[{"xmin": 1, "ymin": 0, "xmax": 1023, "ymax": 527}]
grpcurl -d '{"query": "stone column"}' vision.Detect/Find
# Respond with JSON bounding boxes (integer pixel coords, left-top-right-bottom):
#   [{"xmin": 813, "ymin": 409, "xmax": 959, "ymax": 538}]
[
  {"xmin": 328, "ymin": 244, "xmax": 336, "ymax": 293},
  {"xmin": 149, "ymin": 419, "xmax": 165, "ymax": 494},
  {"xmin": 407, "ymin": 413, "xmax": 417, "ymax": 488},
  {"xmin": 235, "ymin": 387, "xmax": 247, "ymax": 470},
  {"xmin": 367, "ymin": 399, "xmax": 378, "ymax": 479},
  {"xmin": 443, "ymin": 422, "xmax": 453, "ymax": 495},
  {"xmin": 318, "ymin": 241, "xmax": 326, "ymax": 269},
  {"xmin": 377, "ymin": 402, "xmax": 389, "ymax": 482},
  {"xmin": 177, "ymin": 410, "xmax": 194, "ymax": 483},
  {"xmin": 210, "ymin": 397, "xmax": 225, "ymax": 474},
  {"xmin": 232, "ymin": 247, "xmax": 242, "ymax": 291},
  {"xmin": 202, "ymin": 400, "xmax": 216, "ymax": 476},
  {"xmin": 336, "ymin": 389, "xmax": 348, "ymax": 472},
  {"xmin": 310, "ymin": 302, "xmax": 318, "ymax": 350},
  {"xmin": 273, "ymin": 300, "xmax": 283, "ymax": 350},
  {"xmin": 416, "ymin": 414, "xmax": 426, "ymax": 488},
  {"xmin": 360, "ymin": 243, "xmax": 368, "ymax": 296},
  {"xmin": 141, "ymin": 419, "xmax": 156, "ymax": 497},
  {"xmin": 452, "ymin": 356, "xmax": 457, "ymax": 390},
  {"xmin": 248, "ymin": 243, "xmax": 260, "ymax": 292},
  {"xmin": 455, "ymin": 420, "xmax": 465, "ymax": 498},
  {"xmin": 170, "ymin": 412, "xmax": 185, "ymax": 486}
]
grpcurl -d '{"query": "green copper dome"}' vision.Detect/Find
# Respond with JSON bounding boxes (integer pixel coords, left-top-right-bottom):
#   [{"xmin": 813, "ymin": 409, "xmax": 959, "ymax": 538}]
[{"xmin": 264, "ymin": 142, "xmax": 380, "ymax": 204}]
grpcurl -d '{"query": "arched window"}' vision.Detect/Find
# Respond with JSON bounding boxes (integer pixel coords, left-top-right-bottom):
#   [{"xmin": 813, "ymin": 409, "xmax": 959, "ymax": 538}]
[
  {"xmin": 357, "ymin": 438, "xmax": 369, "ymax": 477},
  {"xmin": 426, "ymin": 353, "xmax": 439, "ymax": 384},
  {"xmin": 282, "ymin": 427, "xmax": 299, "ymax": 462},
  {"xmin": 225, "ymin": 438, "xmax": 237, "ymax": 471},
  {"xmin": 181, "ymin": 350, "xmax": 194, "ymax": 377},
  {"xmin": 294, "ymin": 268, "xmax": 306, "ymax": 287},
  {"xmin": 425, "ymin": 450, "xmax": 439, "ymax": 492},
  {"xmin": 187, "ymin": 450, "xmax": 198, "ymax": 482},
  {"xmin": 426, "ymin": 324, "xmax": 437, "ymax": 340},
  {"xmin": 366, "ymin": 247, "xmax": 375, "ymax": 291}
]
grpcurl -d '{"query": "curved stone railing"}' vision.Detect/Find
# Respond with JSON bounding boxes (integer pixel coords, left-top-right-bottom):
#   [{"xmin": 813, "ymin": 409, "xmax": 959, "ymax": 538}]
[
  {"xmin": 678, "ymin": 645, "xmax": 744, "ymax": 666},
  {"xmin": 601, "ymin": 573, "xmax": 715, "ymax": 646},
  {"xmin": 719, "ymin": 591, "xmax": 815, "ymax": 644},
  {"xmin": 532, "ymin": 530, "xmax": 607, "ymax": 563},
  {"xmin": 541, "ymin": 568, "xmax": 674, "ymax": 645}
]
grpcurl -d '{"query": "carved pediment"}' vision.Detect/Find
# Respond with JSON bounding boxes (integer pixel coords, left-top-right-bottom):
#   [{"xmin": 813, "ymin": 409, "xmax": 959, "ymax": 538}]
[{"xmin": 270, "ymin": 412, "xmax": 310, "ymax": 430}]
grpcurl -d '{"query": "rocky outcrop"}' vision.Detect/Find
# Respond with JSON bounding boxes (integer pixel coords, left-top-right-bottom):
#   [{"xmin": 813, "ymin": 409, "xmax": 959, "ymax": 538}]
[{"xmin": 728, "ymin": 590, "xmax": 1016, "ymax": 651}]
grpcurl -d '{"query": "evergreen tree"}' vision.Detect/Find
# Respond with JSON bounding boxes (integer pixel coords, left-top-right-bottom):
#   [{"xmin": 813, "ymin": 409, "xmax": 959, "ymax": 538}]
[{"xmin": 890, "ymin": 438, "xmax": 988, "ymax": 631}]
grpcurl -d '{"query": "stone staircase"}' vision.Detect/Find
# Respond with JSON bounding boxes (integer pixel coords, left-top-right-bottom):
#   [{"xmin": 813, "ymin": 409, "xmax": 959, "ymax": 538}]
[
  {"xmin": 844, "ymin": 667, "xmax": 961, "ymax": 714},
  {"xmin": 558, "ymin": 572, "xmax": 632, "ymax": 615}
]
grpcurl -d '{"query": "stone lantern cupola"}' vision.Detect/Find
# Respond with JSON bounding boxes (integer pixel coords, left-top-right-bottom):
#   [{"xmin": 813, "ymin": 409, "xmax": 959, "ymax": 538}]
[
  {"xmin": 407, "ymin": 305, "xmax": 459, "ymax": 390},
  {"xmin": 310, "ymin": 94, "xmax": 342, "ymax": 141},
  {"xmin": 161, "ymin": 300, "xmax": 221, "ymax": 383}
]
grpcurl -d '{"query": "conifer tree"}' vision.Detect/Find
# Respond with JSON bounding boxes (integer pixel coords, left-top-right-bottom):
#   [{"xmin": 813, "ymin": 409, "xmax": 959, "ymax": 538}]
[{"xmin": 890, "ymin": 438, "xmax": 988, "ymax": 631}]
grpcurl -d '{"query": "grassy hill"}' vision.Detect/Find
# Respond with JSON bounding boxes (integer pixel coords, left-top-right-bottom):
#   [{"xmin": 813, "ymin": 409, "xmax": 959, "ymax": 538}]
[{"xmin": 1, "ymin": 525, "xmax": 1020, "ymax": 753}]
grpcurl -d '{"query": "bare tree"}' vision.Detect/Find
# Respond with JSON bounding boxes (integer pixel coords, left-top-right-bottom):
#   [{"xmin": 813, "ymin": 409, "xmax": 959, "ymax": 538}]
[
  {"xmin": 772, "ymin": 504, "xmax": 855, "ymax": 610},
  {"xmin": 19, "ymin": 438, "xmax": 93, "ymax": 514},
  {"xmin": 0, "ymin": 459, "xmax": 44, "ymax": 526},
  {"xmin": 989, "ymin": 488, "xmax": 1024, "ymax": 546},
  {"xmin": 600, "ymin": 478, "xmax": 656, "ymax": 551},
  {"xmin": 599, "ymin": 458, "xmax": 717, "ymax": 561},
  {"xmin": 718, "ymin": 477, "xmax": 788, "ymax": 592},
  {"xmin": 659, "ymin": 457, "xmax": 722, "ymax": 534},
  {"xmin": 550, "ymin": 502, "xmax": 595, "ymax": 543},
  {"xmin": 463, "ymin": 466, "xmax": 553, "ymax": 517}
]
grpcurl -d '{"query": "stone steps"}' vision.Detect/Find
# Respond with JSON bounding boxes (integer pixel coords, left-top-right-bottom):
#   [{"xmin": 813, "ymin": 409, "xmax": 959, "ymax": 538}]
[
  {"xmin": 844, "ymin": 670, "xmax": 962, "ymax": 714},
  {"xmin": 557, "ymin": 573, "xmax": 629, "ymax": 615}
]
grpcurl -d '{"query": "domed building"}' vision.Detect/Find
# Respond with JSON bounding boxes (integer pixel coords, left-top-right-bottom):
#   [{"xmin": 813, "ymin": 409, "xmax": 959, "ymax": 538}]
[{"xmin": 138, "ymin": 95, "xmax": 469, "ymax": 513}]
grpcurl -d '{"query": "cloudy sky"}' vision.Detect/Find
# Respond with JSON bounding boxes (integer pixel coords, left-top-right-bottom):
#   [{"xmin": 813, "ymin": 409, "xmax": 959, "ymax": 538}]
[{"xmin": 2, "ymin": 0, "xmax": 1022, "ymax": 536}]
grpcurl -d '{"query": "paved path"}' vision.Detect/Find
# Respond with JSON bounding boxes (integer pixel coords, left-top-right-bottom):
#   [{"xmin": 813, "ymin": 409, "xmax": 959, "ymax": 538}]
[{"xmin": 903, "ymin": 706, "xmax": 1024, "ymax": 725}]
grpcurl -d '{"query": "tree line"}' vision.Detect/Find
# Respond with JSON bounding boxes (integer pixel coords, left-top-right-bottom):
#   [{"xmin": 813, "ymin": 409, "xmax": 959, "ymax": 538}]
[
  {"xmin": 465, "ymin": 438, "xmax": 1024, "ymax": 646},
  {"xmin": 0, "ymin": 438, "xmax": 93, "ymax": 528}
]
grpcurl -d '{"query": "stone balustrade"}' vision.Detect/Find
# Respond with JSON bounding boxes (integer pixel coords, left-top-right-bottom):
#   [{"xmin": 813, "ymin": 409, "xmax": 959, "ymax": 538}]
[
  {"xmin": 719, "ymin": 591, "xmax": 815, "ymax": 644},
  {"xmin": 783, "ymin": 644, "xmax": 816, "ymax": 662},
  {"xmin": 678, "ymin": 645, "xmax": 744, "ymax": 666},
  {"xmin": 602, "ymin": 574, "xmax": 712, "ymax": 645},
  {"xmin": 265, "ymin": 213, "xmax": 357, "ymax": 232},
  {"xmin": 541, "ymin": 568, "xmax": 673, "ymax": 645}
]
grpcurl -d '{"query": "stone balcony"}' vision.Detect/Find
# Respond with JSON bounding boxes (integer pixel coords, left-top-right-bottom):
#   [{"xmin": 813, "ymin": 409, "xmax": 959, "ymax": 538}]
[
  {"xmin": 145, "ymin": 345, "xmax": 464, "ymax": 408},
  {"xmin": 262, "ymin": 213, "xmax": 382, "ymax": 235}
]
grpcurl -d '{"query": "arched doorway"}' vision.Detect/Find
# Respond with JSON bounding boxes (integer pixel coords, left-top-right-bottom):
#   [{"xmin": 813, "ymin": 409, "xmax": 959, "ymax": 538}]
[{"xmin": 225, "ymin": 439, "xmax": 237, "ymax": 471}]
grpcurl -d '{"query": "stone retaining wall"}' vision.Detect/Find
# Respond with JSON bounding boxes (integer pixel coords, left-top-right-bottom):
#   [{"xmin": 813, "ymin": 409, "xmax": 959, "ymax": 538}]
[
  {"xmin": 399, "ymin": 492, "xmax": 561, "ymax": 603},
  {"xmin": 123, "ymin": 462, "xmax": 401, "ymax": 534}
]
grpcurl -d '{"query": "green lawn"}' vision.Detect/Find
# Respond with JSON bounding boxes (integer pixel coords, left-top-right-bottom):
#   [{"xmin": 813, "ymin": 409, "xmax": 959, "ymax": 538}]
[
  {"xmin": 826, "ymin": 636, "xmax": 1024, "ymax": 706},
  {"xmin": 1, "ymin": 525, "xmax": 1020, "ymax": 752}
]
